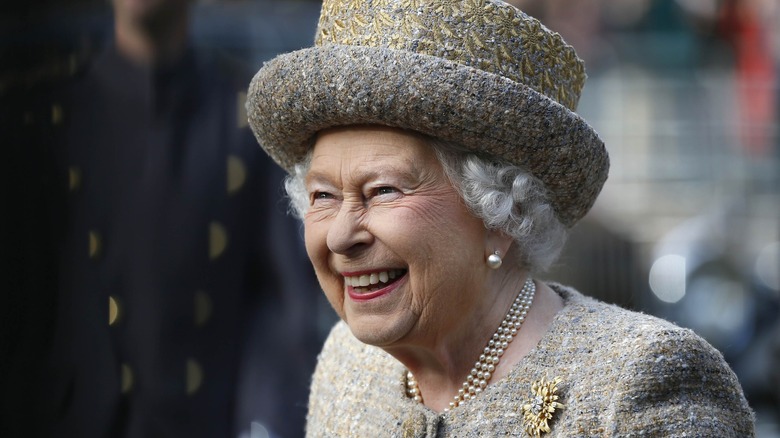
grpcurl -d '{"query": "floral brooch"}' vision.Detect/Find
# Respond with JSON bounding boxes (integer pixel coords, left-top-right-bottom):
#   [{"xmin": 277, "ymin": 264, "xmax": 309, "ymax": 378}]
[{"xmin": 522, "ymin": 376, "xmax": 564, "ymax": 437}]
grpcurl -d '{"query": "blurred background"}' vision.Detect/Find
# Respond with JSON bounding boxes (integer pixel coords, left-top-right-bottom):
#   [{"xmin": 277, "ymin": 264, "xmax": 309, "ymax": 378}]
[{"xmin": 1, "ymin": 0, "xmax": 778, "ymax": 437}]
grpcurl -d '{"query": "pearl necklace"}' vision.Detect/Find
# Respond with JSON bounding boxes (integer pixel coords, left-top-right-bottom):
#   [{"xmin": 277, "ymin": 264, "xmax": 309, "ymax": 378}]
[{"xmin": 406, "ymin": 278, "xmax": 536, "ymax": 411}]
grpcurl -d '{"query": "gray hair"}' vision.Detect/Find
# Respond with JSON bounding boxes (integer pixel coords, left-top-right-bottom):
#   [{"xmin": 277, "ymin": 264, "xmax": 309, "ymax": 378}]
[{"xmin": 283, "ymin": 137, "xmax": 567, "ymax": 273}]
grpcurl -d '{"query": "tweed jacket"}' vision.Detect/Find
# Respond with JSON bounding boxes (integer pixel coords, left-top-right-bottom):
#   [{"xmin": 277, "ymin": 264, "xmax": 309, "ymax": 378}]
[{"xmin": 306, "ymin": 284, "xmax": 754, "ymax": 437}]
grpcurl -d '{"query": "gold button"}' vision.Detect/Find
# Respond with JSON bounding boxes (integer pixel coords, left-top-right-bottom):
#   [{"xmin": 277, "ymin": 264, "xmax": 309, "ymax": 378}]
[
  {"xmin": 186, "ymin": 358, "xmax": 203, "ymax": 395},
  {"xmin": 236, "ymin": 91, "xmax": 248, "ymax": 129},
  {"xmin": 121, "ymin": 363, "xmax": 133, "ymax": 394},
  {"xmin": 68, "ymin": 166, "xmax": 81, "ymax": 192},
  {"xmin": 51, "ymin": 103, "xmax": 63, "ymax": 125},
  {"xmin": 88, "ymin": 230, "xmax": 102, "ymax": 259},
  {"xmin": 109, "ymin": 296, "xmax": 120, "ymax": 326},
  {"xmin": 208, "ymin": 222, "xmax": 228, "ymax": 260},
  {"xmin": 194, "ymin": 291, "xmax": 212, "ymax": 327},
  {"xmin": 227, "ymin": 155, "xmax": 247, "ymax": 195}
]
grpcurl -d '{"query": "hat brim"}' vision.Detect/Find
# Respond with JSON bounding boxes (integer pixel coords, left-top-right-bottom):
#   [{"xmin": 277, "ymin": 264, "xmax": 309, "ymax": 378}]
[{"xmin": 247, "ymin": 45, "xmax": 608, "ymax": 227}]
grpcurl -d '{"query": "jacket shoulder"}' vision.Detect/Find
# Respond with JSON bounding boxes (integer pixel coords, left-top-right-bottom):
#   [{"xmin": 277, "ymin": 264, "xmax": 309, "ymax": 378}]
[
  {"xmin": 611, "ymin": 323, "xmax": 755, "ymax": 436},
  {"xmin": 547, "ymin": 285, "xmax": 755, "ymax": 436}
]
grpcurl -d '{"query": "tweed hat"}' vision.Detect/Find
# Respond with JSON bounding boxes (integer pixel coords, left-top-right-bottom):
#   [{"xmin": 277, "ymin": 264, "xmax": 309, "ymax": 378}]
[{"xmin": 247, "ymin": 0, "xmax": 608, "ymax": 227}]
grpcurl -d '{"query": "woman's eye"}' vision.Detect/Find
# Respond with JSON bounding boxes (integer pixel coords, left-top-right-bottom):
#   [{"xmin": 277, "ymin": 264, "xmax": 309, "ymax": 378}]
[
  {"xmin": 312, "ymin": 191, "xmax": 334, "ymax": 201},
  {"xmin": 375, "ymin": 186, "xmax": 397, "ymax": 196}
]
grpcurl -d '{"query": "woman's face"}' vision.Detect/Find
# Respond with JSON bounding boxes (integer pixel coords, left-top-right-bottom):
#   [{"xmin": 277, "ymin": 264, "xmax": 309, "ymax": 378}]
[{"xmin": 304, "ymin": 126, "xmax": 490, "ymax": 347}]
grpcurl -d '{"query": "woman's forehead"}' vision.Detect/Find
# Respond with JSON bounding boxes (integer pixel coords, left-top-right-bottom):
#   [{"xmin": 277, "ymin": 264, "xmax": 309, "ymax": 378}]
[
  {"xmin": 314, "ymin": 125, "xmax": 428, "ymax": 150},
  {"xmin": 309, "ymin": 126, "xmax": 438, "ymax": 173}
]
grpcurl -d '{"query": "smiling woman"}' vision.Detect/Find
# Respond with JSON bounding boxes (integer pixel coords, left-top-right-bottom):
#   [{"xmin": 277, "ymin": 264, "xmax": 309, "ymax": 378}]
[
  {"xmin": 303, "ymin": 127, "xmax": 502, "ymax": 354},
  {"xmin": 245, "ymin": 0, "xmax": 755, "ymax": 436}
]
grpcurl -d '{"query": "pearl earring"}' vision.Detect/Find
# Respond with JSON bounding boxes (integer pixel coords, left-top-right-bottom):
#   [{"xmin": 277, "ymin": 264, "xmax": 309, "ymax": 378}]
[{"xmin": 487, "ymin": 251, "xmax": 502, "ymax": 269}]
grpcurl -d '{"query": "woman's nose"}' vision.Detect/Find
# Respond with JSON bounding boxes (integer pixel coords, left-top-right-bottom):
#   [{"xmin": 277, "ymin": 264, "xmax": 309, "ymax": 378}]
[{"xmin": 326, "ymin": 202, "xmax": 373, "ymax": 254}]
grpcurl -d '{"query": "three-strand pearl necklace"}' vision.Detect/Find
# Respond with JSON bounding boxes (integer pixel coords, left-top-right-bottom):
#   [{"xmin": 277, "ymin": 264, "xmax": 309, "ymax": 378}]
[{"xmin": 405, "ymin": 278, "xmax": 536, "ymax": 411}]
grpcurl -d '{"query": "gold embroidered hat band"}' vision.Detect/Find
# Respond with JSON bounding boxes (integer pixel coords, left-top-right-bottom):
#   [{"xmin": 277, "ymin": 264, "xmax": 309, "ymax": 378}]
[{"xmin": 247, "ymin": 0, "xmax": 609, "ymax": 227}]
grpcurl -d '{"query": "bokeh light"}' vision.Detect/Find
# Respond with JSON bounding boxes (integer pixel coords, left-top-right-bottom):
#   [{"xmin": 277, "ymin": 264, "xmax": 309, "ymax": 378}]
[{"xmin": 649, "ymin": 254, "xmax": 687, "ymax": 303}]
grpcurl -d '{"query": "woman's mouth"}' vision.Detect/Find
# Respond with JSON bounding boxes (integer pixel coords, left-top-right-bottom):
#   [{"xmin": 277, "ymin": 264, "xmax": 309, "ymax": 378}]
[{"xmin": 344, "ymin": 269, "xmax": 407, "ymax": 299}]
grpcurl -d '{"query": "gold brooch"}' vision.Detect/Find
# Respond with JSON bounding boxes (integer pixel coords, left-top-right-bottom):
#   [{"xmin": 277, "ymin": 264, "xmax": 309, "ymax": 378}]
[{"xmin": 522, "ymin": 376, "xmax": 564, "ymax": 437}]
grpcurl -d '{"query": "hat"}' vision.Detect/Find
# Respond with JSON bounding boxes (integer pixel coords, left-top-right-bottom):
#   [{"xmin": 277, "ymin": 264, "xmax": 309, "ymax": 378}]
[{"xmin": 247, "ymin": 0, "xmax": 608, "ymax": 227}]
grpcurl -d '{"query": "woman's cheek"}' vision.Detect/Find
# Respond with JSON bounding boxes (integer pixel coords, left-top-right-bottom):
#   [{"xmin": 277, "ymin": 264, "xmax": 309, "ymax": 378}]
[
  {"xmin": 304, "ymin": 221, "xmax": 330, "ymax": 276},
  {"xmin": 304, "ymin": 219, "xmax": 346, "ymax": 316},
  {"xmin": 390, "ymin": 196, "xmax": 461, "ymax": 234}
]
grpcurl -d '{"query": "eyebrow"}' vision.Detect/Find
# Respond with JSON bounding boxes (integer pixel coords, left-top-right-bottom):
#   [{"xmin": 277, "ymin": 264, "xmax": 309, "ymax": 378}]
[
  {"xmin": 306, "ymin": 155, "xmax": 422, "ymax": 186},
  {"xmin": 353, "ymin": 161, "xmax": 416, "ymax": 182}
]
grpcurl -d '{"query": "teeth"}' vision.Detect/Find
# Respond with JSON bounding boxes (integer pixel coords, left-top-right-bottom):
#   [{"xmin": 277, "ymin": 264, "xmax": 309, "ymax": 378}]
[{"xmin": 344, "ymin": 269, "xmax": 404, "ymax": 288}]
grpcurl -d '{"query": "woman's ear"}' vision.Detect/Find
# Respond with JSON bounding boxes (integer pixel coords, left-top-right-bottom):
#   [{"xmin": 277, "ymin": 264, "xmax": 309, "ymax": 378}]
[{"xmin": 484, "ymin": 229, "xmax": 513, "ymax": 264}]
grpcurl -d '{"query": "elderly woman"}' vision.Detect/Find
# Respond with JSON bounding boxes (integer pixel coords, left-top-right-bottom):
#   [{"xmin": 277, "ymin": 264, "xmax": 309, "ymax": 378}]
[{"xmin": 247, "ymin": 0, "xmax": 754, "ymax": 436}]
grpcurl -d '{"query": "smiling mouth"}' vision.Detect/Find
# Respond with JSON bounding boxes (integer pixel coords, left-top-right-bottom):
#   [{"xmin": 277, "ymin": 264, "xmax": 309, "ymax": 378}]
[{"xmin": 344, "ymin": 269, "xmax": 407, "ymax": 294}]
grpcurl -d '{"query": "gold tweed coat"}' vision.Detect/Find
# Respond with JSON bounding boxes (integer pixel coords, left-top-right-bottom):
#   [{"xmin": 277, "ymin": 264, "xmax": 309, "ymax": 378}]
[{"xmin": 306, "ymin": 284, "xmax": 754, "ymax": 437}]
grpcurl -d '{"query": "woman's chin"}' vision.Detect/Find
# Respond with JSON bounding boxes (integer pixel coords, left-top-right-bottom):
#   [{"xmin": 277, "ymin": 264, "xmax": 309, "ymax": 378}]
[
  {"xmin": 344, "ymin": 312, "xmax": 416, "ymax": 348},
  {"xmin": 340, "ymin": 275, "xmax": 416, "ymax": 346}
]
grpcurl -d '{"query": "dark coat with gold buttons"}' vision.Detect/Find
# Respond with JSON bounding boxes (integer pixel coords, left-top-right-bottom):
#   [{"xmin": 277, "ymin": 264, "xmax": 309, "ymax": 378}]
[{"xmin": 1, "ymin": 44, "xmax": 321, "ymax": 438}]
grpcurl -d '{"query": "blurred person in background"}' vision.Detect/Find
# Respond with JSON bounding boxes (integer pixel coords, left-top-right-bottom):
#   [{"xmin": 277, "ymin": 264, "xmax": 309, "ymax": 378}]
[{"xmin": 1, "ymin": 0, "xmax": 320, "ymax": 437}]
